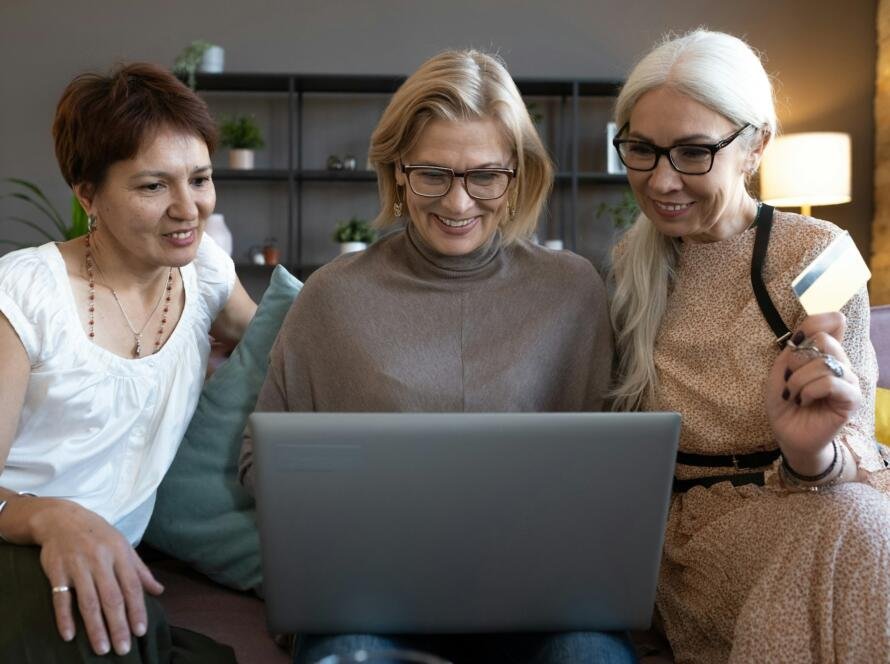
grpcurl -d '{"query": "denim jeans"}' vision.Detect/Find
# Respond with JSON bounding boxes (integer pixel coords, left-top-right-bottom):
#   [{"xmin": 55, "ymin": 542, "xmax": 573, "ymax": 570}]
[{"xmin": 293, "ymin": 631, "xmax": 637, "ymax": 664}]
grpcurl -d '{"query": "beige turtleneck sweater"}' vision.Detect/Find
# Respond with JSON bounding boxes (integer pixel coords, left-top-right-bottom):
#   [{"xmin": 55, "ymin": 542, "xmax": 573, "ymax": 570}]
[{"xmin": 239, "ymin": 223, "xmax": 613, "ymax": 493}]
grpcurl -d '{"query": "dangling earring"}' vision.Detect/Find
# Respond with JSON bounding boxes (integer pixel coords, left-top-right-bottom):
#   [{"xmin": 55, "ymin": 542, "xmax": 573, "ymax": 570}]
[
  {"xmin": 88, "ymin": 214, "xmax": 97, "ymax": 233},
  {"xmin": 393, "ymin": 188, "xmax": 403, "ymax": 218},
  {"xmin": 508, "ymin": 201, "xmax": 516, "ymax": 220}
]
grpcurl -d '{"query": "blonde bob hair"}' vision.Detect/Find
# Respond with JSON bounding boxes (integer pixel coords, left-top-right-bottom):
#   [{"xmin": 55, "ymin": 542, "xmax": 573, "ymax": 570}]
[
  {"xmin": 610, "ymin": 30, "xmax": 777, "ymax": 411},
  {"xmin": 368, "ymin": 49, "xmax": 553, "ymax": 244}
]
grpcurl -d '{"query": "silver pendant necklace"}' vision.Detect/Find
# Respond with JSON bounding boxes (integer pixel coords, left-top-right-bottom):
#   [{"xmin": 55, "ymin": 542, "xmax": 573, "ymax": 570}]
[{"xmin": 84, "ymin": 233, "xmax": 174, "ymax": 357}]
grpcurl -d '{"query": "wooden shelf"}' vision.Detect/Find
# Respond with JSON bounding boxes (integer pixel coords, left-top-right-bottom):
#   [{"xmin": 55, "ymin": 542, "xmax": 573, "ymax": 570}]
[
  {"xmin": 189, "ymin": 71, "xmax": 625, "ymax": 267},
  {"xmin": 213, "ymin": 169, "xmax": 377, "ymax": 182},
  {"xmin": 192, "ymin": 73, "xmax": 623, "ymax": 98},
  {"xmin": 300, "ymin": 170, "xmax": 377, "ymax": 182},
  {"xmin": 213, "ymin": 169, "xmax": 289, "ymax": 181},
  {"xmin": 555, "ymin": 172, "xmax": 629, "ymax": 184}
]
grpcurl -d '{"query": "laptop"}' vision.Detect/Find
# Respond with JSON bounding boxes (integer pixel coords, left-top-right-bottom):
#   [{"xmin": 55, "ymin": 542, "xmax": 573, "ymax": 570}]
[{"xmin": 249, "ymin": 412, "xmax": 680, "ymax": 634}]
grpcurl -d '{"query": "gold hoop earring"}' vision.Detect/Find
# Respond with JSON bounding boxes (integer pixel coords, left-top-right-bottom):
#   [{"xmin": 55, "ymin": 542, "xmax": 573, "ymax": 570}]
[{"xmin": 507, "ymin": 191, "xmax": 518, "ymax": 220}]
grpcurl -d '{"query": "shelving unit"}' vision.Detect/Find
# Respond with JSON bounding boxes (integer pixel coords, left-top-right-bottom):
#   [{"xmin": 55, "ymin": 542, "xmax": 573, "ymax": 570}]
[{"xmin": 192, "ymin": 72, "xmax": 627, "ymax": 278}]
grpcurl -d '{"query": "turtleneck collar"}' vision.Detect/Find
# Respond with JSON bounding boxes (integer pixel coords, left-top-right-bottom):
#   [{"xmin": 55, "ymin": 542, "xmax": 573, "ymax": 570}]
[{"xmin": 402, "ymin": 221, "xmax": 503, "ymax": 281}]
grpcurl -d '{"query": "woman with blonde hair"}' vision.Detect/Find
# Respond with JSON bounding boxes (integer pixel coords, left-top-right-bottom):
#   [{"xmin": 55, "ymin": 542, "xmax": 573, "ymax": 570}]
[
  {"xmin": 240, "ymin": 49, "xmax": 633, "ymax": 663},
  {"xmin": 610, "ymin": 29, "xmax": 890, "ymax": 662}
]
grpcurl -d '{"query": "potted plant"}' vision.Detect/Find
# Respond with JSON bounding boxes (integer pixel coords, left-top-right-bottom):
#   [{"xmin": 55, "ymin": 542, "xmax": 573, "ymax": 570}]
[
  {"xmin": 332, "ymin": 217, "xmax": 376, "ymax": 254},
  {"xmin": 172, "ymin": 40, "xmax": 224, "ymax": 89},
  {"xmin": 595, "ymin": 189, "xmax": 639, "ymax": 234},
  {"xmin": 219, "ymin": 115, "xmax": 265, "ymax": 170},
  {"xmin": 1, "ymin": 178, "xmax": 89, "ymax": 248}
]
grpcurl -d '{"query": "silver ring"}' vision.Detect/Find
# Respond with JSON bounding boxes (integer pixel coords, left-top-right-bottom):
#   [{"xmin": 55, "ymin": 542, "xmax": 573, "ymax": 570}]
[
  {"xmin": 791, "ymin": 341, "xmax": 822, "ymax": 357},
  {"xmin": 51, "ymin": 585, "xmax": 71, "ymax": 594},
  {"xmin": 823, "ymin": 354, "xmax": 845, "ymax": 378}
]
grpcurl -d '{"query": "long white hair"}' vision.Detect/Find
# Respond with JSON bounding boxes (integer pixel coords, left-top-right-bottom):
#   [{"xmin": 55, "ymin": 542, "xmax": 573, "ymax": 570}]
[{"xmin": 609, "ymin": 29, "xmax": 778, "ymax": 411}]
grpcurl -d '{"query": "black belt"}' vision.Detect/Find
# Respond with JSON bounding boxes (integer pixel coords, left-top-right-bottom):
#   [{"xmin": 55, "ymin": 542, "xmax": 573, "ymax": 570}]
[
  {"xmin": 673, "ymin": 472, "xmax": 767, "ymax": 493},
  {"xmin": 676, "ymin": 449, "xmax": 780, "ymax": 469},
  {"xmin": 672, "ymin": 449, "xmax": 780, "ymax": 493}
]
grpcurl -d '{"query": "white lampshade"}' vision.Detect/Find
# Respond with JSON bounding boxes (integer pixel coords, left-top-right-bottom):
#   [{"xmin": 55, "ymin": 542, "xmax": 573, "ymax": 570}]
[{"xmin": 760, "ymin": 132, "xmax": 851, "ymax": 210}]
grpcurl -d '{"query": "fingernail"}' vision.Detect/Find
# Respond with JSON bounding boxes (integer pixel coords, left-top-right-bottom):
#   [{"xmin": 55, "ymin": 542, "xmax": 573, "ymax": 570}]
[
  {"xmin": 62, "ymin": 629, "xmax": 74, "ymax": 642},
  {"xmin": 97, "ymin": 639, "xmax": 110, "ymax": 655},
  {"xmin": 116, "ymin": 639, "xmax": 131, "ymax": 655},
  {"xmin": 791, "ymin": 330, "xmax": 805, "ymax": 345},
  {"xmin": 135, "ymin": 622, "xmax": 146, "ymax": 636},
  {"xmin": 795, "ymin": 395, "xmax": 802, "ymax": 406},
  {"xmin": 782, "ymin": 388, "xmax": 789, "ymax": 401},
  {"xmin": 784, "ymin": 368, "xmax": 792, "ymax": 381}
]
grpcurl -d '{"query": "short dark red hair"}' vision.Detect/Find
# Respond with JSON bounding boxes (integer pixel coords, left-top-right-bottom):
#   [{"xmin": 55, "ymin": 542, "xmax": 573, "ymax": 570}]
[{"xmin": 52, "ymin": 62, "xmax": 217, "ymax": 188}]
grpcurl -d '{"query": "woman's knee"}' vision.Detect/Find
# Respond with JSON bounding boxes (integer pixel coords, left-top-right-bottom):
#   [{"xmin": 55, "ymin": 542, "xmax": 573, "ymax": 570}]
[
  {"xmin": 293, "ymin": 633, "xmax": 409, "ymax": 664},
  {"xmin": 529, "ymin": 631, "xmax": 638, "ymax": 664}
]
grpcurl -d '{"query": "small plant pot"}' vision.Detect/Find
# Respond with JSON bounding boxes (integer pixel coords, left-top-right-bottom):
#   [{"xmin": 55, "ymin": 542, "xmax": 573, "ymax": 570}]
[
  {"xmin": 339, "ymin": 241, "xmax": 367, "ymax": 254},
  {"xmin": 229, "ymin": 149, "xmax": 255, "ymax": 170},
  {"xmin": 199, "ymin": 46, "xmax": 225, "ymax": 73}
]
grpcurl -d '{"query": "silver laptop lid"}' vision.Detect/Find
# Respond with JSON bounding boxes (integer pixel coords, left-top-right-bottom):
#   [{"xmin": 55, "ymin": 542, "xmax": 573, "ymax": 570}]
[{"xmin": 250, "ymin": 412, "xmax": 679, "ymax": 634}]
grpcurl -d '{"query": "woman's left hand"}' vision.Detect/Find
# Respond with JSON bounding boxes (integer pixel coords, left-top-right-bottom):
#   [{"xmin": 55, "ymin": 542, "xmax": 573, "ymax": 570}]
[{"xmin": 766, "ymin": 313, "xmax": 862, "ymax": 473}]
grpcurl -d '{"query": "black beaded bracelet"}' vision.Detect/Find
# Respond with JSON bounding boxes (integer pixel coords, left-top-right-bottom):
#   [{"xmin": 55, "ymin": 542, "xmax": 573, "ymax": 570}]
[{"xmin": 781, "ymin": 439, "xmax": 838, "ymax": 482}]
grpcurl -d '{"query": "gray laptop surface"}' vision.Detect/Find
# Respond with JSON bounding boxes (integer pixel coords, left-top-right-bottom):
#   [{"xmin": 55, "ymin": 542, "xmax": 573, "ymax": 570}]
[{"xmin": 249, "ymin": 412, "xmax": 680, "ymax": 634}]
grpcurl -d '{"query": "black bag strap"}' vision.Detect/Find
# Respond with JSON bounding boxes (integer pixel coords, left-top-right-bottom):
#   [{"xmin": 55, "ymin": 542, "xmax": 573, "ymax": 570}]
[{"xmin": 750, "ymin": 203, "xmax": 791, "ymax": 347}]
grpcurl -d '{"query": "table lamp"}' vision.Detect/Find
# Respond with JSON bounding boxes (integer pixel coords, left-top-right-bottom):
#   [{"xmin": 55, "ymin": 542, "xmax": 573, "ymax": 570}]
[{"xmin": 760, "ymin": 132, "xmax": 851, "ymax": 216}]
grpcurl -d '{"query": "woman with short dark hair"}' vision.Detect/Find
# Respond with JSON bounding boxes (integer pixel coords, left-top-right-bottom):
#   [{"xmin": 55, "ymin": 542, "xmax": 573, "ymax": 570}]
[{"xmin": 0, "ymin": 63, "xmax": 255, "ymax": 662}]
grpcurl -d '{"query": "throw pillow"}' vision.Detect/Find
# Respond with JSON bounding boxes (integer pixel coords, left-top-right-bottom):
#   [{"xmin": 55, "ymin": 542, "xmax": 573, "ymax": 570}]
[
  {"xmin": 144, "ymin": 265, "xmax": 302, "ymax": 592},
  {"xmin": 876, "ymin": 387, "xmax": 890, "ymax": 448}
]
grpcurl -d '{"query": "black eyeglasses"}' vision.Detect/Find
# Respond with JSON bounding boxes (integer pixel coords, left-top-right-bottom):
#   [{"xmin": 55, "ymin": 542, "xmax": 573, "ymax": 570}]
[
  {"xmin": 400, "ymin": 164, "xmax": 515, "ymax": 200},
  {"xmin": 612, "ymin": 123, "xmax": 752, "ymax": 175}
]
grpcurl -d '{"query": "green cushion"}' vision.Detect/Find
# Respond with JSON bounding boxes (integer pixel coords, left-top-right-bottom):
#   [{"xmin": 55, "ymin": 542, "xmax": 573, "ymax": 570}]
[
  {"xmin": 876, "ymin": 387, "xmax": 890, "ymax": 448},
  {"xmin": 144, "ymin": 265, "xmax": 302, "ymax": 592}
]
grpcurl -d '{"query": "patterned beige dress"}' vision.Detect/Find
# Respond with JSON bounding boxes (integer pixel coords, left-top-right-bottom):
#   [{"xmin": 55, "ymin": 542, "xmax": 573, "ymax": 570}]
[{"xmin": 642, "ymin": 211, "xmax": 890, "ymax": 663}]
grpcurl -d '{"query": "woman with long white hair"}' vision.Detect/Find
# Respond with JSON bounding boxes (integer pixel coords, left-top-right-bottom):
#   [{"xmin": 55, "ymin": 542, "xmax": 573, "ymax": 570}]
[{"xmin": 610, "ymin": 29, "xmax": 890, "ymax": 662}]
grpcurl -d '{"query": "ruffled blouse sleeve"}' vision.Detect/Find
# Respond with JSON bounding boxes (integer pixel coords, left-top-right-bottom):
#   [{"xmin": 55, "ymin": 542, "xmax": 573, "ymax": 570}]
[
  {"xmin": 0, "ymin": 246, "xmax": 60, "ymax": 364},
  {"xmin": 193, "ymin": 232, "xmax": 236, "ymax": 322}
]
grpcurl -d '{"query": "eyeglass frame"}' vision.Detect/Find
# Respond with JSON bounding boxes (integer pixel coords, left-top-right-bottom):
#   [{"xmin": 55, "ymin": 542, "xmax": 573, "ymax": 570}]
[
  {"xmin": 611, "ymin": 123, "xmax": 753, "ymax": 175},
  {"xmin": 399, "ymin": 164, "xmax": 516, "ymax": 200}
]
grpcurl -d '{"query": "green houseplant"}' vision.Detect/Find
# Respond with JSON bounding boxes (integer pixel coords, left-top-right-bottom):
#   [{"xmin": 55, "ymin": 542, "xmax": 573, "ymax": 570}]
[
  {"xmin": 1, "ymin": 178, "xmax": 89, "ymax": 248},
  {"xmin": 333, "ymin": 217, "xmax": 376, "ymax": 254},
  {"xmin": 595, "ymin": 189, "xmax": 640, "ymax": 232},
  {"xmin": 219, "ymin": 115, "xmax": 265, "ymax": 170}
]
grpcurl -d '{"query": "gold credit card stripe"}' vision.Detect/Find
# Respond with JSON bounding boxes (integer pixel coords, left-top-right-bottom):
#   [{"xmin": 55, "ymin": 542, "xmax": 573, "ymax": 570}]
[
  {"xmin": 791, "ymin": 232, "xmax": 871, "ymax": 315},
  {"xmin": 792, "ymin": 232, "xmax": 855, "ymax": 298}
]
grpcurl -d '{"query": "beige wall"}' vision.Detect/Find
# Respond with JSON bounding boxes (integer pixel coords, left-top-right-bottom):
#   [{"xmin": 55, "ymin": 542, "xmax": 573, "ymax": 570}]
[
  {"xmin": 874, "ymin": 0, "xmax": 890, "ymax": 304},
  {"xmin": 0, "ymin": 0, "xmax": 877, "ymax": 266}
]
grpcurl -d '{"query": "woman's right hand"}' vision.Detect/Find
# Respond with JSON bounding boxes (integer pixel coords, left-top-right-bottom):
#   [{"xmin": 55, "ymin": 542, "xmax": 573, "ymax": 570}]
[{"xmin": 29, "ymin": 498, "xmax": 164, "ymax": 656}]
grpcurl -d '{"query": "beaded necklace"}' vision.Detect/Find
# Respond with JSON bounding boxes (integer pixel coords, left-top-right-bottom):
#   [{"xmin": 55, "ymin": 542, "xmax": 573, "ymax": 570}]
[{"xmin": 84, "ymin": 233, "xmax": 174, "ymax": 357}]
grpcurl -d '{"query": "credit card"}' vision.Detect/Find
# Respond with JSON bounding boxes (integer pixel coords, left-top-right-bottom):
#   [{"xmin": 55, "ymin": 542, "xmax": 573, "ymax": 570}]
[{"xmin": 791, "ymin": 231, "xmax": 871, "ymax": 315}]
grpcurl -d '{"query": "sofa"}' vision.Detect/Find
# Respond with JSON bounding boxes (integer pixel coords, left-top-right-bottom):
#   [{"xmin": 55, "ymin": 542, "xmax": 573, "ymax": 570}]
[{"xmin": 146, "ymin": 304, "xmax": 890, "ymax": 664}]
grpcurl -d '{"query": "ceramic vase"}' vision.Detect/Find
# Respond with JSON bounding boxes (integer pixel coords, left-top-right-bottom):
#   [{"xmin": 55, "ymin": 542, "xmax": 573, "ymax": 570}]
[
  {"xmin": 229, "ymin": 149, "xmax": 255, "ymax": 170},
  {"xmin": 339, "ymin": 242, "xmax": 367, "ymax": 254},
  {"xmin": 205, "ymin": 213, "xmax": 233, "ymax": 255}
]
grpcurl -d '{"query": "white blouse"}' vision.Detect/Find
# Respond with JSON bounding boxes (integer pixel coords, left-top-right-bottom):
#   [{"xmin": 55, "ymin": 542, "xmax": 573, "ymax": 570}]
[{"xmin": 0, "ymin": 235, "xmax": 235, "ymax": 544}]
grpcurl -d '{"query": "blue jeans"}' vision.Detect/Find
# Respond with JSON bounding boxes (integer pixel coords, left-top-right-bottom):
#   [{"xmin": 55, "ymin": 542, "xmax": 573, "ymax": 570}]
[{"xmin": 293, "ymin": 631, "xmax": 637, "ymax": 663}]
